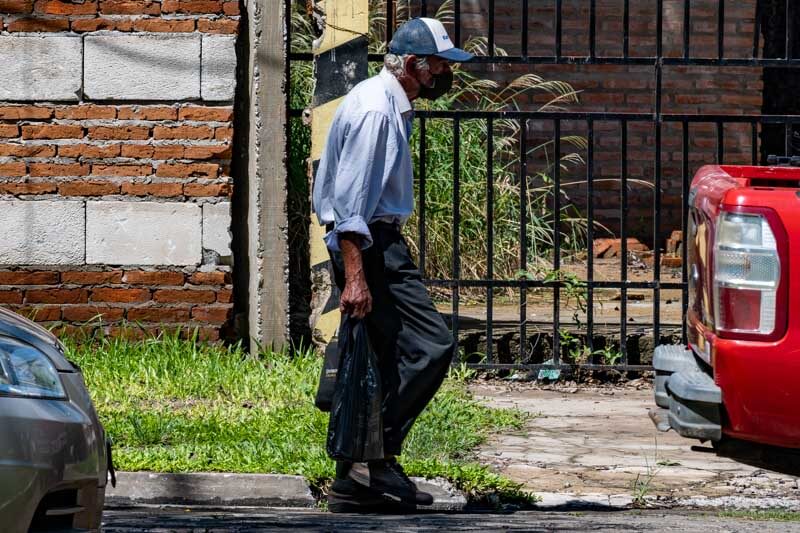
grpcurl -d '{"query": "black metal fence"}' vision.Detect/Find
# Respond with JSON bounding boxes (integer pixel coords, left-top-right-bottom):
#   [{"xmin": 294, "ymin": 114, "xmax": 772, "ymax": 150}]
[{"xmin": 289, "ymin": 0, "xmax": 800, "ymax": 372}]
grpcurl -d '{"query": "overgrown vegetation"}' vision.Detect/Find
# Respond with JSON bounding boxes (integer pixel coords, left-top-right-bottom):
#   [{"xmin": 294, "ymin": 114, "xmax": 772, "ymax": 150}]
[
  {"xmin": 719, "ymin": 510, "xmax": 800, "ymax": 522},
  {"xmin": 65, "ymin": 330, "xmax": 533, "ymax": 504}
]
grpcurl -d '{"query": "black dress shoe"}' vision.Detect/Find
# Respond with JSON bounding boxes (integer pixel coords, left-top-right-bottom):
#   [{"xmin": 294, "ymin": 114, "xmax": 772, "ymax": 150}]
[
  {"xmin": 348, "ymin": 459, "xmax": 434, "ymax": 506},
  {"xmin": 328, "ymin": 478, "xmax": 415, "ymax": 513}
]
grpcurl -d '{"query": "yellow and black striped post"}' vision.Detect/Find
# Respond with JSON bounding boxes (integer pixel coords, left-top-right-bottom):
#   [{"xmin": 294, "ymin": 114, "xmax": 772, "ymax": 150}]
[{"xmin": 309, "ymin": 0, "xmax": 369, "ymax": 343}]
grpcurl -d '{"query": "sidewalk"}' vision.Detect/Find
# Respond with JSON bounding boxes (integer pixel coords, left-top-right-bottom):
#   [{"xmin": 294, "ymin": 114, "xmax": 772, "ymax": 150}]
[{"xmin": 473, "ymin": 382, "xmax": 800, "ymax": 509}]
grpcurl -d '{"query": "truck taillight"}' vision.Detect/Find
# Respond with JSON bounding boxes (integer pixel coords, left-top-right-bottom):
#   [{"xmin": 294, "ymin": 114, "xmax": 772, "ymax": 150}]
[{"xmin": 713, "ymin": 209, "xmax": 786, "ymax": 339}]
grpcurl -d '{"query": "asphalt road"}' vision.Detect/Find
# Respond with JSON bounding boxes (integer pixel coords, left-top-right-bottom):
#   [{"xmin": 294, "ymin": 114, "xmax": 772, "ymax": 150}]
[{"xmin": 102, "ymin": 506, "xmax": 800, "ymax": 532}]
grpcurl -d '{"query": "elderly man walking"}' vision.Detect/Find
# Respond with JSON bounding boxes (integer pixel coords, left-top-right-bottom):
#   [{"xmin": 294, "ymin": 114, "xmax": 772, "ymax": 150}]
[{"xmin": 312, "ymin": 18, "xmax": 473, "ymax": 512}]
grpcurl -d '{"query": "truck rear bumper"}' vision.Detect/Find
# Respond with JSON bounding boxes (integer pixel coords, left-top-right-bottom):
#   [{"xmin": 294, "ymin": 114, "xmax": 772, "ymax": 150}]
[{"xmin": 651, "ymin": 345, "xmax": 722, "ymax": 442}]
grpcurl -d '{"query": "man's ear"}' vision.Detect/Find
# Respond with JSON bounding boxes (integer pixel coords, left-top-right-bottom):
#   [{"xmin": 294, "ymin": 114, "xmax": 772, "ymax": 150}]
[{"xmin": 403, "ymin": 54, "xmax": 418, "ymax": 76}]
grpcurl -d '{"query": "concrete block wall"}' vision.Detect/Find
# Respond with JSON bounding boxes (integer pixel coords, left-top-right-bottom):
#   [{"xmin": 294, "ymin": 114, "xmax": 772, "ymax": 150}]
[{"xmin": 0, "ymin": 0, "xmax": 239, "ymax": 340}]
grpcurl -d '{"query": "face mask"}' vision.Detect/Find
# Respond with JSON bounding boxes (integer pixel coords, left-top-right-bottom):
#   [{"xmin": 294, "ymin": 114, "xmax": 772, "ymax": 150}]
[{"xmin": 417, "ymin": 70, "xmax": 453, "ymax": 100}]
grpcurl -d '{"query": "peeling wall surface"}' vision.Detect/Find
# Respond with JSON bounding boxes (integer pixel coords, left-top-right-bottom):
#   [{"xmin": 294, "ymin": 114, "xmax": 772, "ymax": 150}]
[{"xmin": 0, "ymin": 2, "xmax": 240, "ymax": 340}]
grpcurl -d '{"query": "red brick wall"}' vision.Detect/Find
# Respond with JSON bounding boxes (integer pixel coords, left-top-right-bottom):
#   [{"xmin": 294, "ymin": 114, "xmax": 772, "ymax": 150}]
[{"xmin": 0, "ymin": 0, "xmax": 239, "ymax": 341}]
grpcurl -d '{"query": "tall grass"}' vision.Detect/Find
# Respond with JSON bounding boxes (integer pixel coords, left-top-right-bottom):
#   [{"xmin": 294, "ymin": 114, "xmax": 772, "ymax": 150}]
[{"xmin": 291, "ymin": 0, "xmax": 589, "ymax": 286}]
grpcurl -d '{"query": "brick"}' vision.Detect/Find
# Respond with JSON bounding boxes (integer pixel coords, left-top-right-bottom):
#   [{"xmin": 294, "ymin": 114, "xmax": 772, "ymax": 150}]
[
  {"xmin": 119, "ymin": 145, "xmax": 155, "ymax": 158},
  {"xmin": 661, "ymin": 256, "xmax": 682, "ymax": 269},
  {"xmin": 87, "ymin": 201, "xmax": 201, "ymax": 265},
  {"xmin": 29, "ymin": 162, "xmax": 89, "ymax": 177},
  {"xmin": 59, "ymin": 144, "xmax": 121, "ymax": 158},
  {"xmin": 182, "ymin": 145, "xmax": 231, "ymax": 159},
  {"xmin": 62, "ymin": 271, "xmax": 123, "ymax": 284},
  {"xmin": 202, "ymin": 202, "xmax": 230, "ymax": 256},
  {"xmin": 128, "ymin": 306, "xmax": 190, "ymax": 322},
  {"xmin": 133, "ymin": 17, "xmax": 195, "ymax": 31},
  {"xmin": 22, "ymin": 124, "xmax": 83, "ymax": 140},
  {"xmin": 161, "ymin": 0, "xmax": 222, "ymax": 14},
  {"xmin": 153, "ymin": 145, "xmax": 187, "ymax": 159},
  {"xmin": 178, "ymin": 106, "xmax": 233, "ymax": 121},
  {"xmin": 71, "ymin": 17, "xmax": 134, "ymax": 32},
  {"xmin": 153, "ymin": 125, "xmax": 213, "ymax": 140},
  {"xmin": 0, "ymin": 271, "xmax": 59, "ymax": 284},
  {"xmin": 58, "ymin": 180, "xmax": 120, "ymax": 196},
  {"xmin": 121, "ymin": 182, "xmax": 184, "ymax": 197},
  {"xmin": 191, "ymin": 305, "xmax": 231, "ymax": 324},
  {"xmin": 99, "ymin": 0, "xmax": 159, "ymax": 14},
  {"xmin": 117, "ymin": 106, "xmax": 178, "ymax": 120},
  {"xmin": 154, "ymin": 289, "xmax": 215, "ymax": 303},
  {"xmin": 156, "ymin": 162, "xmax": 218, "ymax": 178},
  {"xmin": 63, "ymin": 305, "xmax": 125, "ymax": 322},
  {"xmin": 221, "ymin": 1, "xmax": 237, "ymax": 15},
  {"xmin": 55, "ymin": 105, "xmax": 117, "ymax": 120},
  {"xmin": 19, "ymin": 305, "xmax": 61, "ymax": 322},
  {"xmin": 0, "ymin": 200, "xmax": 84, "ymax": 265},
  {"xmin": 216, "ymin": 287, "xmax": 231, "ymax": 303},
  {"xmin": 201, "ymin": 35, "xmax": 236, "ymax": 101},
  {"xmin": 189, "ymin": 271, "xmax": 227, "ymax": 285},
  {"xmin": 197, "ymin": 17, "xmax": 238, "ymax": 33},
  {"xmin": 194, "ymin": 327, "xmax": 220, "ymax": 341},
  {"xmin": 0, "ymin": 106, "xmax": 53, "ymax": 120},
  {"xmin": 214, "ymin": 126, "xmax": 233, "ymax": 141},
  {"xmin": 7, "ymin": 17, "xmax": 69, "ymax": 31},
  {"xmin": 0, "ymin": 125, "xmax": 19, "ymax": 138},
  {"xmin": 85, "ymin": 34, "xmax": 201, "ymax": 101},
  {"xmin": 0, "ymin": 0, "xmax": 33, "ymax": 13},
  {"xmin": 0, "ymin": 290, "xmax": 23, "ymax": 304},
  {"xmin": 0, "ymin": 162, "xmax": 27, "ymax": 177},
  {"xmin": 27, "ymin": 288, "xmax": 88, "ymax": 304},
  {"xmin": 122, "ymin": 270, "xmax": 185, "ymax": 285},
  {"xmin": 92, "ymin": 164, "xmax": 152, "ymax": 177},
  {"xmin": 0, "ymin": 182, "xmax": 56, "ymax": 194},
  {"xmin": 183, "ymin": 182, "xmax": 229, "ymax": 197},
  {"xmin": 91, "ymin": 287, "xmax": 150, "ymax": 303},
  {"xmin": 88, "ymin": 126, "xmax": 149, "ymax": 140},
  {"xmin": 35, "ymin": 0, "xmax": 98, "ymax": 15}
]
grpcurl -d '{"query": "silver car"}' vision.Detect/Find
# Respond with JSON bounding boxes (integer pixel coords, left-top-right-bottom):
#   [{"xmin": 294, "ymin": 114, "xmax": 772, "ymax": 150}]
[{"xmin": 0, "ymin": 307, "xmax": 110, "ymax": 532}]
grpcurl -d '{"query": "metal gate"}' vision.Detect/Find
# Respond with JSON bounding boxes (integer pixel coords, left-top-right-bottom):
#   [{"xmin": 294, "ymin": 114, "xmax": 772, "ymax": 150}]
[{"xmin": 289, "ymin": 0, "xmax": 799, "ymax": 372}]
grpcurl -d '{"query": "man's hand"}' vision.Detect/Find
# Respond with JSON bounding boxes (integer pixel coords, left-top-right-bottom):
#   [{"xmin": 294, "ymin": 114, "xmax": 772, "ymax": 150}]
[{"xmin": 339, "ymin": 234, "xmax": 373, "ymax": 319}]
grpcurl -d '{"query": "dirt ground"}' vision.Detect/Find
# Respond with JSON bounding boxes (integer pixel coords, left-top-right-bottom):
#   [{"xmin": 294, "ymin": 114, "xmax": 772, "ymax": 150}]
[{"xmin": 472, "ymin": 382, "xmax": 800, "ymax": 508}]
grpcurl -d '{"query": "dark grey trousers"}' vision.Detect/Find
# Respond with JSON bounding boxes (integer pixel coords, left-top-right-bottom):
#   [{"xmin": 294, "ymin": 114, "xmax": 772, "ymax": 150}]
[{"xmin": 328, "ymin": 222, "xmax": 457, "ymax": 456}]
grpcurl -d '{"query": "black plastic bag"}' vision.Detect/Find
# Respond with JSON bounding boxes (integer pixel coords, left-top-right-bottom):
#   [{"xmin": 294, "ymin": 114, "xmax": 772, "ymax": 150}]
[
  {"xmin": 314, "ymin": 337, "xmax": 339, "ymax": 412},
  {"xmin": 326, "ymin": 317, "xmax": 384, "ymax": 462}
]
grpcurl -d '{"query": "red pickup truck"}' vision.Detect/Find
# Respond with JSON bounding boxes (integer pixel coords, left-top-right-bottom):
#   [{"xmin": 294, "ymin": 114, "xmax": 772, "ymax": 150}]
[{"xmin": 652, "ymin": 160, "xmax": 800, "ymax": 449}]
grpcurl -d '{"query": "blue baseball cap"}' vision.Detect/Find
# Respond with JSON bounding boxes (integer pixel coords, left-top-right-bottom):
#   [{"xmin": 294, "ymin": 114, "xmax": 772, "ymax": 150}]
[{"xmin": 389, "ymin": 18, "xmax": 474, "ymax": 62}]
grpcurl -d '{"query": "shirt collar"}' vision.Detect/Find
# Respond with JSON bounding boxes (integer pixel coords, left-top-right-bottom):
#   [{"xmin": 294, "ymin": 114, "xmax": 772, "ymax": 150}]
[{"xmin": 379, "ymin": 68, "xmax": 413, "ymax": 115}]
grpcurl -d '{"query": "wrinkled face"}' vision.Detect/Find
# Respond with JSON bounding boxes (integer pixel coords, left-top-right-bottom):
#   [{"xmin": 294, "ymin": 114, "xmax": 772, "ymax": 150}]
[
  {"xmin": 415, "ymin": 55, "xmax": 451, "ymax": 88},
  {"xmin": 401, "ymin": 54, "xmax": 452, "ymax": 99}
]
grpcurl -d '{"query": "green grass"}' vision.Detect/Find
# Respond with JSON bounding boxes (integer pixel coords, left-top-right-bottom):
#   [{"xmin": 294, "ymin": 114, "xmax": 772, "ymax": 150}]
[
  {"xmin": 64, "ymin": 330, "xmax": 533, "ymax": 504},
  {"xmin": 719, "ymin": 510, "xmax": 800, "ymax": 522}
]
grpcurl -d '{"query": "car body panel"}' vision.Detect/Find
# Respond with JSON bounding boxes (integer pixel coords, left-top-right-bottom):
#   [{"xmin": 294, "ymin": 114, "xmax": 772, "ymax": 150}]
[
  {"xmin": 0, "ymin": 311, "xmax": 106, "ymax": 532},
  {"xmin": 684, "ymin": 164, "xmax": 800, "ymax": 449}
]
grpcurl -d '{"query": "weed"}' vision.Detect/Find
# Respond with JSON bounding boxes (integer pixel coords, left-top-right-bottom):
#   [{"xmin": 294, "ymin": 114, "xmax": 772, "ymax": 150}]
[
  {"xmin": 719, "ymin": 510, "xmax": 800, "ymax": 522},
  {"xmin": 631, "ymin": 436, "xmax": 664, "ymax": 507}
]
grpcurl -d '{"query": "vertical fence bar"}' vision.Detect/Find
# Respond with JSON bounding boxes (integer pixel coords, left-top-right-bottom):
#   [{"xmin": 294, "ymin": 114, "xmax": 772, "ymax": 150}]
[
  {"xmin": 787, "ymin": 0, "xmax": 793, "ymax": 59},
  {"xmin": 683, "ymin": 0, "xmax": 690, "ymax": 59},
  {"xmin": 488, "ymin": 0, "xmax": 495, "ymax": 57},
  {"xmin": 419, "ymin": 117, "xmax": 427, "ymax": 277},
  {"xmin": 522, "ymin": 0, "xmax": 529, "ymax": 58},
  {"xmin": 555, "ymin": 0, "xmax": 562, "ymax": 60},
  {"xmin": 752, "ymin": 0, "xmax": 761, "ymax": 59},
  {"xmin": 589, "ymin": 0, "xmax": 596, "ymax": 59},
  {"xmin": 786, "ymin": 121, "xmax": 792, "ymax": 156},
  {"xmin": 716, "ymin": 121, "xmax": 724, "ymax": 164},
  {"xmin": 586, "ymin": 119, "xmax": 594, "ymax": 356},
  {"xmin": 386, "ymin": 0, "xmax": 394, "ymax": 46},
  {"xmin": 421, "ymin": 0, "xmax": 427, "ymax": 17},
  {"xmin": 553, "ymin": 119, "xmax": 561, "ymax": 365},
  {"xmin": 519, "ymin": 120, "xmax": 528, "ymax": 362},
  {"xmin": 718, "ymin": 0, "xmax": 724, "ymax": 60},
  {"xmin": 681, "ymin": 121, "xmax": 689, "ymax": 344},
  {"xmin": 751, "ymin": 122, "xmax": 758, "ymax": 165},
  {"xmin": 454, "ymin": 0, "xmax": 461, "ymax": 48},
  {"xmin": 620, "ymin": 120, "xmax": 628, "ymax": 364},
  {"xmin": 452, "ymin": 118, "xmax": 461, "ymax": 344},
  {"xmin": 653, "ymin": 0, "xmax": 663, "ymax": 347},
  {"xmin": 623, "ymin": 0, "xmax": 630, "ymax": 58},
  {"xmin": 486, "ymin": 117, "xmax": 495, "ymax": 362}
]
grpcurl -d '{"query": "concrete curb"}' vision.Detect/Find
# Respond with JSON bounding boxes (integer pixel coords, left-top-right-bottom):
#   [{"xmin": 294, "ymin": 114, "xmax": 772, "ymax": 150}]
[{"xmin": 106, "ymin": 472, "xmax": 467, "ymax": 511}]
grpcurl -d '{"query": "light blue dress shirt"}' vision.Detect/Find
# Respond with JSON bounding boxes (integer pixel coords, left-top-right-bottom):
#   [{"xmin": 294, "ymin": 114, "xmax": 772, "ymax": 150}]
[{"xmin": 312, "ymin": 68, "xmax": 415, "ymax": 252}]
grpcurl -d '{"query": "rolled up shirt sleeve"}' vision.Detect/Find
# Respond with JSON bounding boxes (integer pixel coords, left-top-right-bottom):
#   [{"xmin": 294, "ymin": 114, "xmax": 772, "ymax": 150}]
[{"xmin": 324, "ymin": 111, "xmax": 398, "ymax": 252}]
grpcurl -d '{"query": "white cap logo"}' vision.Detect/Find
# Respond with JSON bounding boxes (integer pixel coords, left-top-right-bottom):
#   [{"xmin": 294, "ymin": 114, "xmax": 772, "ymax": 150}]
[{"xmin": 420, "ymin": 17, "xmax": 455, "ymax": 53}]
